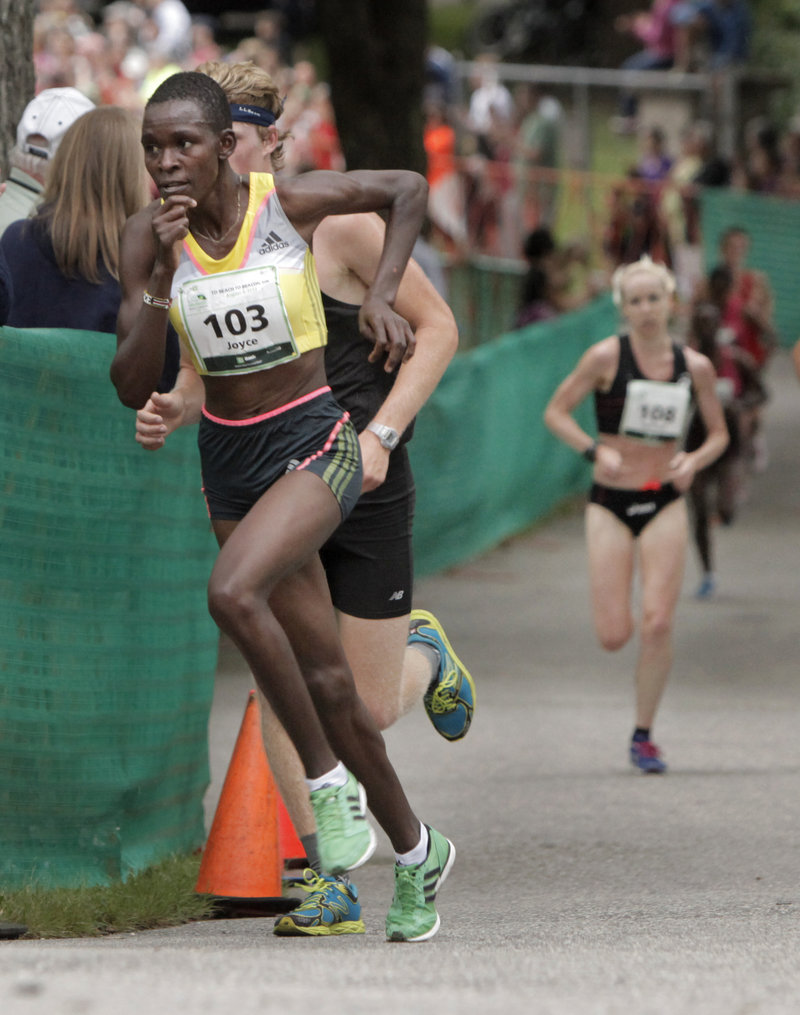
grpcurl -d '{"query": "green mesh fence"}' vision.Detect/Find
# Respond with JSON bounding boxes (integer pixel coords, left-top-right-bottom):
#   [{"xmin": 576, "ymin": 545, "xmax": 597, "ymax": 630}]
[
  {"xmin": 411, "ymin": 295, "xmax": 620, "ymax": 576},
  {"xmin": 699, "ymin": 188, "xmax": 800, "ymax": 348},
  {"xmin": 446, "ymin": 256, "xmax": 526, "ymax": 351},
  {"xmin": 0, "ymin": 326, "xmax": 219, "ymax": 889},
  {"xmin": 0, "ymin": 300, "xmax": 619, "ymax": 884}
]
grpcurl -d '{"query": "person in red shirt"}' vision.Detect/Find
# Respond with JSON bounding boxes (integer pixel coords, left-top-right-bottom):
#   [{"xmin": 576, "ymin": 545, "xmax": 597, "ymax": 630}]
[
  {"xmin": 717, "ymin": 226, "xmax": 776, "ymax": 471},
  {"xmin": 717, "ymin": 226, "xmax": 776, "ymax": 369}
]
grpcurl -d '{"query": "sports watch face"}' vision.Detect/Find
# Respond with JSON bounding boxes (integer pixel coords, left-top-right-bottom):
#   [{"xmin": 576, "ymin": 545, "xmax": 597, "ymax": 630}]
[{"xmin": 368, "ymin": 422, "xmax": 400, "ymax": 449}]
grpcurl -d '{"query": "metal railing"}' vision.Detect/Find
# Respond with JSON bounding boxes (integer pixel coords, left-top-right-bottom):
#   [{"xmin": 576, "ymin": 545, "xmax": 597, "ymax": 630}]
[{"xmin": 453, "ymin": 60, "xmax": 792, "ymax": 164}]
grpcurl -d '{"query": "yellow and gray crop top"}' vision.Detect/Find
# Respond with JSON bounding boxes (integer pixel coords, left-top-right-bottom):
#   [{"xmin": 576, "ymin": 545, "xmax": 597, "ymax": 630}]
[{"xmin": 168, "ymin": 172, "xmax": 327, "ymax": 376}]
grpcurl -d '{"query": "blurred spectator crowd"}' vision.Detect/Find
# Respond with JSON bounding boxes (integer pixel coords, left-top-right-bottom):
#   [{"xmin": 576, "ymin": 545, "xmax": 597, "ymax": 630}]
[
  {"xmin": 21, "ymin": 0, "xmax": 800, "ymax": 314},
  {"xmin": 12, "ymin": 0, "xmax": 788, "ymax": 568},
  {"xmin": 32, "ymin": 0, "xmax": 343, "ymax": 175}
]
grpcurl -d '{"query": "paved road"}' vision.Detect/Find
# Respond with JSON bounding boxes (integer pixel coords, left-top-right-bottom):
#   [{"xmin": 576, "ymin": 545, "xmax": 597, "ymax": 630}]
[{"xmin": 3, "ymin": 351, "xmax": 800, "ymax": 1014}]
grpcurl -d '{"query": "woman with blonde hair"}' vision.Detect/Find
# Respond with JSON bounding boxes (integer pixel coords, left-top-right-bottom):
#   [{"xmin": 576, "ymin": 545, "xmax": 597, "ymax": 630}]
[
  {"xmin": 1, "ymin": 105, "xmax": 179, "ymax": 389},
  {"xmin": 197, "ymin": 58, "xmax": 291, "ymax": 173},
  {"xmin": 544, "ymin": 256, "xmax": 728, "ymax": 772}
]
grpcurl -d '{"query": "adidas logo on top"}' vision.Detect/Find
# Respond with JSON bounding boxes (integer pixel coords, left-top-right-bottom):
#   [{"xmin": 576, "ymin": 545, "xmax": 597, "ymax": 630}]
[{"xmin": 259, "ymin": 231, "xmax": 289, "ymax": 254}]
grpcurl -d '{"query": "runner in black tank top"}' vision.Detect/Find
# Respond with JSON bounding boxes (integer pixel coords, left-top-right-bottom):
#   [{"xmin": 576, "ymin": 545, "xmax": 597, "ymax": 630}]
[{"xmin": 545, "ymin": 256, "xmax": 728, "ymax": 774}]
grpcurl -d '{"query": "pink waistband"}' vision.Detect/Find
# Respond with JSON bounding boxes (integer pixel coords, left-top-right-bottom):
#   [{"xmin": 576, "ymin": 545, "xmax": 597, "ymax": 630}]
[{"xmin": 201, "ymin": 386, "xmax": 332, "ymax": 426}]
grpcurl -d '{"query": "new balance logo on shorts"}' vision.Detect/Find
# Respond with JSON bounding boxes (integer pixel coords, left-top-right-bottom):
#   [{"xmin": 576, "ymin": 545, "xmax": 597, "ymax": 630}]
[
  {"xmin": 259, "ymin": 230, "xmax": 289, "ymax": 254},
  {"xmin": 388, "ymin": 590, "xmax": 405, "ymax": 602}
]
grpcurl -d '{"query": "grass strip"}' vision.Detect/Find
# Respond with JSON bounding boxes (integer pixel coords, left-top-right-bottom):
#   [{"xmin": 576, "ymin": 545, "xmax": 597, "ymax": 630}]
[{"xmin": 0, "ymin": 854, "xmax": 216, "ymax": 939}]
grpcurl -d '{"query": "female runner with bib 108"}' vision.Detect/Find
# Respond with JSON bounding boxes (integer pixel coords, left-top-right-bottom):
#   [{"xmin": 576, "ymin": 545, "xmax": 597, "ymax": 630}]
[{"xmin": 544, "ymin": 256, "xmax": 728, "ymax": 773}]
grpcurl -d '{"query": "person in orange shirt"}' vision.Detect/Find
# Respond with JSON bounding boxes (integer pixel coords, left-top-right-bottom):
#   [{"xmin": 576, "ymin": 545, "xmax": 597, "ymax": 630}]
[{"xmin": 423, "ymin": 97, "xmax": 467, "ymax": 254}]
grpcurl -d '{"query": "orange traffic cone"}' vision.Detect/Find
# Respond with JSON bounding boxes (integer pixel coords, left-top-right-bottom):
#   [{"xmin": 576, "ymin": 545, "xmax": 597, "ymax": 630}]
[
  {"xmin": 196, "ymin": 690, "xmax": 294, "ymax": 915},
  {"xmin": 277, "ymin": 792, "xmax": 307, "ymax": 871}
]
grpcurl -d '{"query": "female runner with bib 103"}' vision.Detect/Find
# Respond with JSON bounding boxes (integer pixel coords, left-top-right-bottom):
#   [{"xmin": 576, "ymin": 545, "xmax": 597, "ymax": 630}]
[
  {"xmin": 544, "ymin": 256, "xmax": 728, "ymax": 774},
  {"xmin": 111, "ymin": 71, "xmax": 454, "ymax": 942}
]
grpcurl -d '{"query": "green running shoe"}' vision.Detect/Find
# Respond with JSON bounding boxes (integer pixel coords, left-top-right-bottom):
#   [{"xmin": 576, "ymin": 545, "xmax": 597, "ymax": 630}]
[
  {"xmin": 409, "ymin": 609, "xmax": 476, "ymax": 741},
  {"xmin": 310, "ymin": 770, "xmax": 376, "ymax": 875},
  {"xmin": 385, "ymin": 826, "xmax": 455, "ymax": 942},
  {"xmin": 274, "ymin": 870, "xmax": 365, "ymax": 936}
]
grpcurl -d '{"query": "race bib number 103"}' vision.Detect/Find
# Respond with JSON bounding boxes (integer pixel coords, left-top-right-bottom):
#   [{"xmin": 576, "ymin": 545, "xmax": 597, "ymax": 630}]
[{"xmin": 178, "ymin": 265, "xmax": 299, "ymax": 375}]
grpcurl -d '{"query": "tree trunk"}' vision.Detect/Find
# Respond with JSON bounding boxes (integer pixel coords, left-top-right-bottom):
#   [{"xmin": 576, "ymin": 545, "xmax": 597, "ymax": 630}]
[
  {"xmin": 316, "ymin": 0, "xmax": 428, "ymax": 173},
  {"xmin": 0, "ymin": 0, "xmax": 35, "ymax": 179}
]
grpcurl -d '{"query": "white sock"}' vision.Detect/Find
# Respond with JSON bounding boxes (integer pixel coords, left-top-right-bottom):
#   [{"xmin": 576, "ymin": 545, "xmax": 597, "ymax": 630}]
[
  {"xmin": 306, "ymin": 761, "xmax": 348, "ymax": 793},
  {"xmin": 395, "ymin": 823, "xmax": 428, "ymax": 867},
  {"xmin": 411, "ymin": 642, "xmax": 441, "ymax": 685}
]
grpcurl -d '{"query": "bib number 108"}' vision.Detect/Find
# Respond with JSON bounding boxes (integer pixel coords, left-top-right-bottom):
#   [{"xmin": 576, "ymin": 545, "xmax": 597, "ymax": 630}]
[{"xmin": 639, "ymin": 404, "xmax": 676, "ymax": 424}]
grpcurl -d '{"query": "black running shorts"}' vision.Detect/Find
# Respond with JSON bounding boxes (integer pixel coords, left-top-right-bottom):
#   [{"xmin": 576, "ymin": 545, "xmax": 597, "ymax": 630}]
[
  {"xmin": 589, "ymin": 481, "xmax": 681, "ymax": 538},
  {"xmin": 199, "ymin": 387, "xmax": 362, "ymax": 522},
  {"xmin": 319, "ymin": 445, "xmax": 415, "ymax": 619}
]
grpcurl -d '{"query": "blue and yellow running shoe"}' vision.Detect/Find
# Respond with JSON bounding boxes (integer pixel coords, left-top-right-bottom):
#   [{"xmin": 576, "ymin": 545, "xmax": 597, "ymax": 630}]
[
  {"xmin": 409, "ymin": 609, "xmax": 476, "ymax": 741},
  {"xmin": 385, "ymin": 826, "xmax": 455, "ymax": 942},
  {"xmin": 274, "ymin": 870, "xmax": 365, "ymax": 936}
]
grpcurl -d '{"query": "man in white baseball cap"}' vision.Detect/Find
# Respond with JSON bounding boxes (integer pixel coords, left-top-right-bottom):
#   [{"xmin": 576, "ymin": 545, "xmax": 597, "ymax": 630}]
[{"xmin": 0, "ymin": 87, "xmax": 95, "ymax": 237}]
